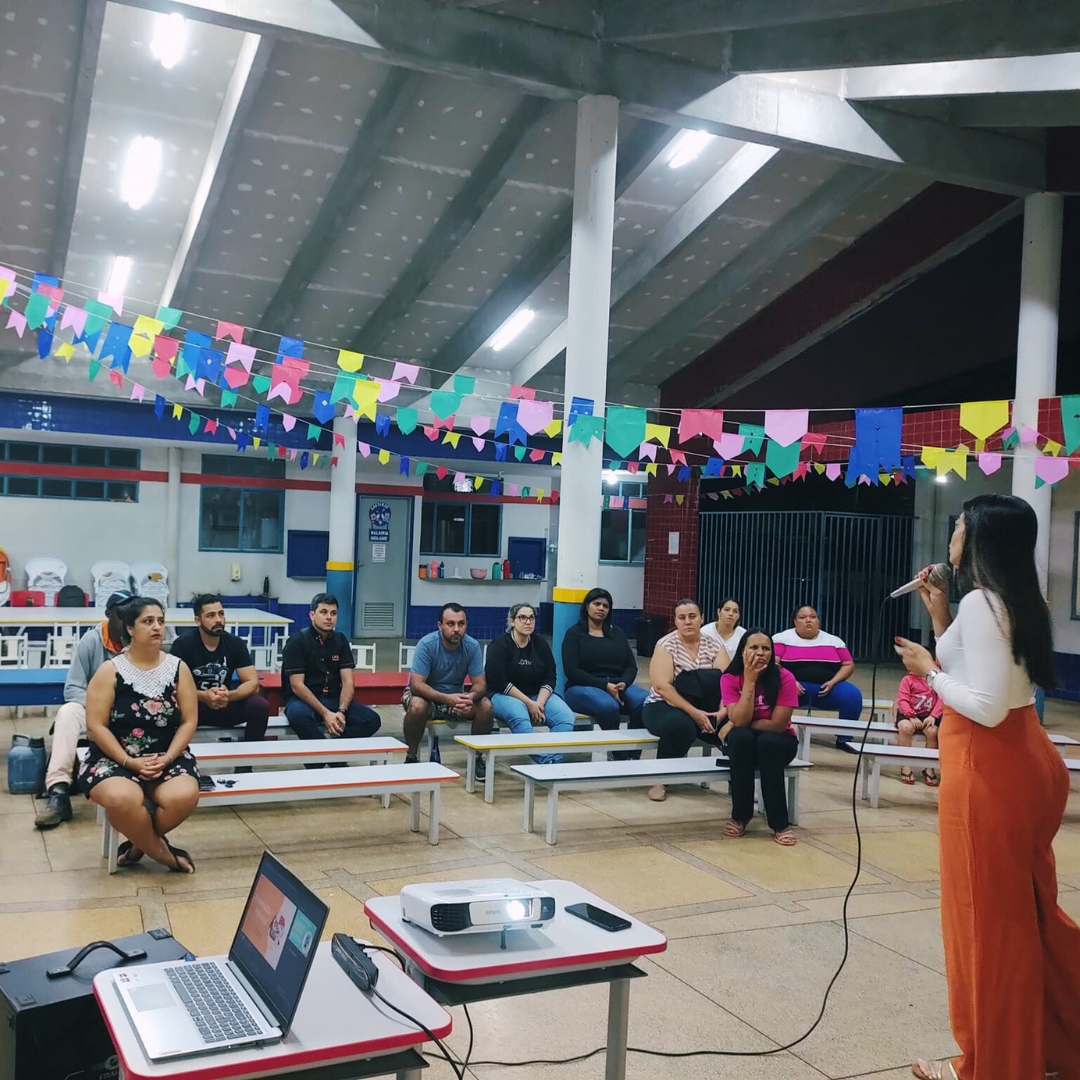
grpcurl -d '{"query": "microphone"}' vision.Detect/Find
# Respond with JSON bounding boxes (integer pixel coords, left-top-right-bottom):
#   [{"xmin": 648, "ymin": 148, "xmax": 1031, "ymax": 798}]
[{"xmin": 890, "ymin": 562, "xmax": 951, "ymax": 599}]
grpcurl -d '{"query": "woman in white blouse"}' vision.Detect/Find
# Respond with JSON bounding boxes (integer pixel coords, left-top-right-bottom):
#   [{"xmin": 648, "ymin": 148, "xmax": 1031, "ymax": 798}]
[
  {"xmin": 700, "ymin": 597, "xmax": 745, "ymax": 670},
  {"xmin": 894, "ymin": 494, "xmax": 1079, "ymax": 1080}
]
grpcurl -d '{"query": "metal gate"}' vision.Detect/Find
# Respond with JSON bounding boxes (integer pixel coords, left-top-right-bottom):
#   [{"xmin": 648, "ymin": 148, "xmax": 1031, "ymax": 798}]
[{"xmin": 697, "ymin": 510, "xmax": 913, "ymax": 659}]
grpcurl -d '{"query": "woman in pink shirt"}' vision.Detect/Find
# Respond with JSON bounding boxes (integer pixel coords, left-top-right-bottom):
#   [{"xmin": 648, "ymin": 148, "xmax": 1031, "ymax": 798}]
[
  {"xmin": 718, "ymin": 629, "xmax": 801, "ymax": 846},
  {"xmin": 894, "ymin": 669, "xmax": 942, "ymax": 786}
]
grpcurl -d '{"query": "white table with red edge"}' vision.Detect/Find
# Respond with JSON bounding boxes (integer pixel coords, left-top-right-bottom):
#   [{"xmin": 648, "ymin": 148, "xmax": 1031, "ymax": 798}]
[
  {"xmin": 364, "ymin": 879, "xmax": 667, "ymax": 1080},
  {"xmin": 92, "ymin": 942, "xmax": 452, "ymax": 1080}
]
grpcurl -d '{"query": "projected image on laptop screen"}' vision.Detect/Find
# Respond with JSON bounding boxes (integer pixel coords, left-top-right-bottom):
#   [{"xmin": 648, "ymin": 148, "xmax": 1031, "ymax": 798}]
[{"xmin": 230, "ymin": 855, "xmax": 329, "ymax": 1027}]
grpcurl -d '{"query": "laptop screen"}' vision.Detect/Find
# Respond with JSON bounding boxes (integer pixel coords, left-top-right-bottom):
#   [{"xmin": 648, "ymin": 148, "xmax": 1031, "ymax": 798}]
[{"xmin": 229, "ymin": 852, "xmax": 330, "ymax": 1031}]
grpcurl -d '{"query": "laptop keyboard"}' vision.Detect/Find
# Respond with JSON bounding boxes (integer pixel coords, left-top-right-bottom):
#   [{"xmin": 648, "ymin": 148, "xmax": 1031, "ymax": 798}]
[{"xmin": 164, "ymin": 963, "xmax": 264, "ymax": 1044}]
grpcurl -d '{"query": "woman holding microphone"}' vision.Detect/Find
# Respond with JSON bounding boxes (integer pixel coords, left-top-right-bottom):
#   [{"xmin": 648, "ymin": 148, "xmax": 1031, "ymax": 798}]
[{"xmin": 894, "ymin": 494, "xmax": 1079, "ymax": 1080}]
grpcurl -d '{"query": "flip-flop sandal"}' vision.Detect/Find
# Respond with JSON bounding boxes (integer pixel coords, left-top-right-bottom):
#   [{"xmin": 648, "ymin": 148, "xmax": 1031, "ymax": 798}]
[
  {"xmin": 723, "ymin": 819, "xmax": 747, "ymax": 837},
  {"xmin": 900, "ymin": 768, "xmax": 916, "ymax": 785},
  {"xmin": 773, "ymin": 828, "xmax": 797, "ymax": 847},
  {"xmin": 922, "ymin": 770, "xmax": 939, "ymax": 787},
  {"xmin": 912, "ymin": 1058, "xmax": 958, "ymax": 1079},
  {"xmin": 116, "ymin": 840, "xmax": 144, "ymax": 867},
  {"xmin": 166, "ymin": 843, "xmax": 195, "ymax": 874}
]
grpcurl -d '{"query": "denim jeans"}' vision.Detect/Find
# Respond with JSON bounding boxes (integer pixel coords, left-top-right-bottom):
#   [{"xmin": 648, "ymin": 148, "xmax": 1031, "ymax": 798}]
[
  {"xmin": 284, "ymin": 697, "xmax": 381, "ymax": 766},
  {"xmin": 563, "ymin": 683, "xmax": 648, "ymax": 760},
  {"xmin": 490, "ymin": 692, "xmax": 576, "ymax": 764}
]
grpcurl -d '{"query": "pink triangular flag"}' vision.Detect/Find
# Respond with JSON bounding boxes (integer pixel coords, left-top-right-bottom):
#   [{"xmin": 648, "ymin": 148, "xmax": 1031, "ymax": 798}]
[
  {"xmin": 1020, "ymin": 425, "xmax": 1040, "ymax": 445},
  {"xmin": 391, "ymin": 361, "xmax": 419, "ymax": 384},
  {"xmin": 223, "ymin": 365, "xmax": 249, "ymax": 389},
  {"xmin": 423, "ymin": 425, "xmax": 439, "ymax": 441},
  {"xmin": 663, "ymin": 494, "xmax": 673, "ymax": 504},
  {"xmin": 151, "ymin": 357, "xmax": 172, "ymax": 380},
  {"xmin": 281, "ymin": 413, "xmax": 297, "ymax": 432},
  {"xmin": 517, "ymin": 398, "xmax": 554, "ymax": 435},
  {"xmin": 376, "ymin": 379, "xmax": 401, "ymax": 403},
  {"xmin": 529, "ymin": 449, "xmax": 545, "ymax": 462},
  {"xmin": 470, "ymin": 415, "xmax": 491, "ymax": 436},
  {"xmin": 1033, "ymin": 456, "xmax": 1070, "ymax": 486},
  {"xmin": 108, "ymin": 370, "xmax": 124, "ymax": 387},
  {"xmin": 471, "ymin": 437, "xmax": 485, "ymax": 452},
  {"xmin": 97, "ymin": 291, "xmax": 124, "ymax": 316},
  {"xmin": 204, "ymin": 418, "xmax": 218, "ymax": 435},
  {"xmin": 226, "ymin": 427, "xmax": 237, "ymax": 440},
  {"xmin": 977, "ymin": 452, "xmax": 1002, "ymax": 475},
  {"xmin": 509, "ymin": 385, "xmax": 536, "ymax": 401},
  {"xmin": 333, "ymin": 433, "xmax": 346, "ymax": 450},
  {"xmin": 215, "ymin": 320, "xmax": 244, "ymax": 342},
  {"xmin": 129, "ymin": 383, "xmax": 145, "ymax": 402},
  {"xmin": 638, "ymin": 442, "xmax": 657, "ymax": 461},
  {"xmin": 627, "ymin": 461, "xmax": 639, "ymax": 474},
  {"xmin": 826, "ymin": 463, "xmax": 842, "ymax": 481},
  {"xmin": 505, "ymin": 482, "xmax": 519, "ymax": 496},
  {"xmin": 713, "ymin": 432, "xmax": 745, "ymax": 459},
  {"xmin": 6, "ymin": 309, "xmax": 27, "ymax": 337},
  {"xmin": 184, "ymin": 374, "xmax": 206, "ymax": 395},
  {"xmin": 764, "ymin": 409, "xmax": 809, "ymax": 447},
  {"xmin": 801, "ymin": 432, "xmax": 828, "ymax": 455},
  {"xmin": 454, "ymin": 471, "xmax": 467, "ymax": 486},
  {"xmin": 226, "ymin": 341, "xmax": 256, "ymax": 372},
  {"xmin": 357, "ymin": 442, "xmax": 371, "ymax": 458},
  {"xmin": 289, "ymin": 449, "xmax": 298, "ymax": 462},
  {"xmin": 60, "ymin": 305, "xmax": 87, "ymax": 336},
  {"xmin": 669, "ymin": 450, "xmax": 687, "ymax": 466}
]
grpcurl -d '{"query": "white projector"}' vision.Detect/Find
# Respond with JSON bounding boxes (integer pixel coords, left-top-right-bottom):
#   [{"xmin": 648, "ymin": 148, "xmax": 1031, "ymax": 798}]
[{"xmin": 400, "ymin": 879, "xmax": 557, "ymax": 935}]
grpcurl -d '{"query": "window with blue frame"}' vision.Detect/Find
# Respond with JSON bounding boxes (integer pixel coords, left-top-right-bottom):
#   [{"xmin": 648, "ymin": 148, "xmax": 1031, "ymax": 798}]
[
  {"xmin": 600, "ymin": 480, "xmax": 646, "ymax": 564},
  {"xmin": 199, "ymin": 455, "xmax": 285, "ymax": 553},
  {"xmin": 419, "ymin": 472, "xmax": 502, "ymax": 557},
  {"xmin": 0, "ymin": 440, "xmax": 140, "ymax": 501}
]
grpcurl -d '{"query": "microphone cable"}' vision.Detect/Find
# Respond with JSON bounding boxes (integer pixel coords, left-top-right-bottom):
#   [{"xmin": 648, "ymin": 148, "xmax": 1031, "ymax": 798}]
[{"xmin": 363, "ymin": 598, "xmax": 896, "ymax": 1071}]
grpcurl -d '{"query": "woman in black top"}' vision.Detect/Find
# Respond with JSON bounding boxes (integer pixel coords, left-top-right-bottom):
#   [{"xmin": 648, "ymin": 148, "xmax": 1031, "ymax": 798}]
[
  {"xmin": 485, "ymin": 602, "xmax": 577, "ymax": 764},
  {"xmin": 562, "ymin": 588, "xmax": 647, "ymax": 759}
]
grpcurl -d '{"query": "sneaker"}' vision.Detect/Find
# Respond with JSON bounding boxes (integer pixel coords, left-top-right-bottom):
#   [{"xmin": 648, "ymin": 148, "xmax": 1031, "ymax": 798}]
[
  {"xmin": 405, "ymin": 754, "xmax": 420, "ymax": 765},
  {"xmin": 474, "ymin": 754, "xmax": 486, "ymax": 781},
  {"xmin": 429, "ymin": 735, "xmax": 441, "ymax": 764},
  {"xmin": 835, "ymin": 736, "xmax": 853, "ymax": 749},
  {"xmin": 34, "ymin": 784, "xmax": 72, "ymax": 830}
]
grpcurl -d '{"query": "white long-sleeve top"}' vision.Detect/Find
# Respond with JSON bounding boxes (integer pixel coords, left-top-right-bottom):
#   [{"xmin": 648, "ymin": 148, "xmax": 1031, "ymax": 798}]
[{"xmin": 933, "ymin": 588, "xmax": 1034, "ymax": 728}]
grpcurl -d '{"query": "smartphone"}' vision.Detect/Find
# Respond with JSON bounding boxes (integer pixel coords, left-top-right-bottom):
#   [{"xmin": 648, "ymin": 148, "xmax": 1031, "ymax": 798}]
[{"xmin": 564, "ymin": 902, "xmax": 631, "ymax": 932}]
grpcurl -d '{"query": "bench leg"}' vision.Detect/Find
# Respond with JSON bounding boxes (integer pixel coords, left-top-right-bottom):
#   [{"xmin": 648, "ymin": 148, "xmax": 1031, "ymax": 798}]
[
  {"xmin": 485, "ymin": 752, "xmax": 495, "ymax": 804},
  {"xmin": 788, "ymin": 774, "xmax": 799, "ymax": 825},
  {"xmin": 378, "ymin": 756, "xmax": 391, "ymax": 809},
  {"xmin": 464, "ymin": 749, "xmax": 476, "ymax": 794},
  {"xmin": 410, "ymin": 791, "xmax": 421, "ymax": 833},
  {"xmin": 545, "ymin": 784, "xmax": 560, "ymax": 845},
  {"xmin": 870, "ymin": 760, "xmax": 882, "ymax": 810},
  {"xmin": 523, "ymin": 780, "xmax": 535, "ymax": 833},
  {"xmin": 860, "ymin": 755, "xmax": 870, "ymax": 802},
  {"xmin": 428, "ymin": 787, "xmax": 440, "ymax": 845},
  {"xmin": 798, "ymin": 727, "xmax": 812, "ymax": 761},
  {"xmin": 106, "ymin": 823, "xmax": 119, "ymax": 875},
  {"xmin": 605, "ymin": 977, "xmax": 631, "ymax": 1080}
]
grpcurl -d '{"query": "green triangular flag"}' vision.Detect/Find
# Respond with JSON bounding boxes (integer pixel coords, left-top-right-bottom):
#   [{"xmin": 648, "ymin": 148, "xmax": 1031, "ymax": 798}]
[
  {"xmin": 156, "ymin": 306, "xmax": 182, "ymax": 331},
  {"xmin": 396, "ymin": 406, "xmax": 418, "ymax": 435},
  {"xmin": 24, "ymin": 291, "xmax": 50, "ymax": 330},
  {"xmin": 430, "ymin": 390, "xmax": 461, "ymax": 420},
  {"xmin": 307, "ymin": 423, "xmax": 321, "ymax": 441},
  {"xmin": 764, "ymin": 438, "xmax": 801, "ymax": 478},
  {"xmin": 415, "ymin": 462, "xmax": 428, "ymax": 476},
  {"xmin": 188, "ymin": 412, "xmax": 200, "ymax": 435},
  {"xmin": 220, "ymin": 390, "xmax": 238, "ymax": 408},
  {"xmin": 83, "ymin": 300, "xmax": 113, "ymax": 339},
  {"xmin": 330, "ymin": 372, "xmax": 357, "ymax": 403},
  {"xmin": 252, "ymin": 374, "xmax": 271, "ymax": 396},
  {"xmin": 568, "ymin": 415, "xmax": 604, "ymax": 446},
  {"xmin": 514, "ymin": 444, "xmax": 527, "ymax": 461},
  {"xmin": 738, "ymin": 423, "xmax": 765, "ymax": 455},
  {"xmin": 745, "ymin": 462, "xmax": 766, "ymax": 487},
  {"xmin": 88, "ymin": 359, "xmax": 101, "ymax": 382},
  {"xmin": 453, "ymin": 374, "xmax": 476, "ymax": 395},
  {"xmin": 604, "ymin": 407, "xmax": 647, "ymax": 458},
  {"xmin": 1060, "ymin": 395, "xmax": 1080, "ymax": 454}
]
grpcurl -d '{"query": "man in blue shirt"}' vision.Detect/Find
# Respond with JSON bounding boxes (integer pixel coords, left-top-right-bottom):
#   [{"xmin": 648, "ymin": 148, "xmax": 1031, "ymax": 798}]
[{"xmin": 403, "ymin": 603, "xmax": 492, "ymax": 771}]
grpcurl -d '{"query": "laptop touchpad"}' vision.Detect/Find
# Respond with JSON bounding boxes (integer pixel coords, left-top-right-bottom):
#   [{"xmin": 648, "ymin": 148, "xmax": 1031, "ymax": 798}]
[{"xmin": 130, "ymin": 984, "xmax": 177, "ymax": 1012}]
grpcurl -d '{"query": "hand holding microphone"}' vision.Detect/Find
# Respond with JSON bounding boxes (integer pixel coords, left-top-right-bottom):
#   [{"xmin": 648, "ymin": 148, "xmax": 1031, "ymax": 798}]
[{"xmin": 890, "ymin": 562, "xmax": 951, "ymax": 599}]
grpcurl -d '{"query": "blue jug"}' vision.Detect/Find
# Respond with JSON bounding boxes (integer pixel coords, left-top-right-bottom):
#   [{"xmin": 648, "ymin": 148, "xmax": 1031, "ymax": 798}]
[{"xmin": 8, "ymin": 734, "xmax": 46, "ymax": 795}]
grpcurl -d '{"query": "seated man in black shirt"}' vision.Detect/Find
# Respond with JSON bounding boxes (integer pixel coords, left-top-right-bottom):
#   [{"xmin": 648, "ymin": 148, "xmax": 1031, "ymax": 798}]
[
  {"xmin": 280, "ymin": 593, "xmax": 380, "ymax": 748},
  {"xmin": 170, "ymin": 593, "xmax": 270, "ymax": 742}
]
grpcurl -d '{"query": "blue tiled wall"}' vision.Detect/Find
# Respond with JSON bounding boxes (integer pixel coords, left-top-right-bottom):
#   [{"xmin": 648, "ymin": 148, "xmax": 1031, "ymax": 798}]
[{"xmin": 1050, "ymin": 651, "xmax": 1080, "ymax": 703}]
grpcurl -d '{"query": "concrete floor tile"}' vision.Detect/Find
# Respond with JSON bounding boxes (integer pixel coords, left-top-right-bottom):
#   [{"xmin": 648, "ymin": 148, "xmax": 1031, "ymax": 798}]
[
  {"xmin": 367, "ymin": 862, "xmax": 532, "ymax": 896},
  {"xmin": 848, "ymin": 908, "xmax": 946, "ymax": 974},
  {"xmin": 0, "ymin": 822, "xmax": 52, "ymax": 875},
  {"xmin": 794, "ymin": 892, "xmax": 940, "ymax": 922},
  {"xmin": 652, "ymin": 924, "xmax": 957, "ymax": 1078},
  {"xmin": 820, "ymin": 830, "xmax": 940, "ymax": 882},
  {"xmin": 527, "ymin": 846, "xmax": 750, "ymax": 912},
  {"xmin": 675, "ymin": 838, "xmax": 882, "ymax": 893},
  {"xmin": 653, "ymin": 903, "xmax": 817, "ymax": 939},
  {"xmin": 0, "ymin": 907, "xmax": 144, "ymax": 962},
  {"xmin": 1052, "ymin": 829, "xmax": 1080, "ymax": 875}
]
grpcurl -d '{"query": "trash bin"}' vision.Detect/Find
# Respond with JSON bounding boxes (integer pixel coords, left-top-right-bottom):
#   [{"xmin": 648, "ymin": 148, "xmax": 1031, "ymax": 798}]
[{"xmin": 635, "ymin": 614, "xmax": 668, "ymax": 658}]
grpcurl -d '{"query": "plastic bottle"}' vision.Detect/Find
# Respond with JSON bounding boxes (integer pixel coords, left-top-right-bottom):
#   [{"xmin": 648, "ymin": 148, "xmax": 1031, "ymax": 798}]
[
  {"xmin": 7, "ymin": 734, "xmax": 46, "ymax": 795},
  {"xmin": 438, "ymin": 561, "xmax": 445, "ymax": 579},
  {"xmin": 502, "ymin": 558, "xmax": 512, "ymax": 580},
  {"xmin": 492, "ymin": 561, "xmax": 501, "ymax": 580},
  {"xmin": 429, "ymin": 560, "xmax": 438, "ymax": 578}
]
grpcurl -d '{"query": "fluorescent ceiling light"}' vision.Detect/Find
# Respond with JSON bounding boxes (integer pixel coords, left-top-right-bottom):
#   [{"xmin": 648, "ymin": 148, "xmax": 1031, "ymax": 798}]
[
  {"xmin": 106, "ymin": 256, "xmax": 132, "ymax": 296},
  {"xmin": 935, "ymin": 474, "xmax": 948, "ymax": 483},
  {"xmin": 490, "ymin": 309, "xmax": 535, "ymax": 351},
  {"xmin": 120, "ymin": 136, "xmax": 162, "ymax": 210},
  {"xmin": 668, "ymin": 129, "xmax": 714, "ymax": 169},
  {"xmin": 150, "ymin": 12, "xmax": 187, "ymax": 70}
]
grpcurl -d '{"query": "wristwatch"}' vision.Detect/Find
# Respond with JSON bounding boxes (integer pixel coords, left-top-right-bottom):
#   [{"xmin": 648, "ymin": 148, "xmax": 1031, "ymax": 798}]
[{"xmin": 925, "ymin": 668, "xmax": 940, "ymax": 688}]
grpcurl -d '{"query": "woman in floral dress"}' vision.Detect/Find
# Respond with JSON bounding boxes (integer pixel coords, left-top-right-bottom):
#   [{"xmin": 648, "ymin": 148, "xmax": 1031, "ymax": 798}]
[{"xmin": 81, "ymin": 597, "xmax": 200, "ymax": 873}]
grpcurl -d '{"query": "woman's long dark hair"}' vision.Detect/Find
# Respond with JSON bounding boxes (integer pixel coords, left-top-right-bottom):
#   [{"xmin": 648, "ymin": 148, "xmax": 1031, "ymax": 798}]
[
  {"xmin": 119, "ymin": 597, "xmax": 165, "ymax": 647},
  {"xmin": 725, "ymin": 627, "xmax": 782, "ymax": 709},
  {"xmin": 956, "ymin": 493, "xmax": 1055, "ymax": 689},
  {"xmin": 578, "ymin": 587, "xmax": 614, "ymax": 634}
]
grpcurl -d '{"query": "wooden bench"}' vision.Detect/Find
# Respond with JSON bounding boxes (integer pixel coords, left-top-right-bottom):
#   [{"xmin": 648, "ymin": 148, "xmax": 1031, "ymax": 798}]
[
  {"xmin": 511, "ymin": 756, "xmax": 812, "ymax": 844},
  {"xmin": 792, "ymin": 715, "xmax": 897, "ymax": 761},
  {"xmin": 453, "ymin": 729, "xmax": 661, "ymax": 803},
  {"xmin": 847, "ymin": 735, "xmax": 1079, "ymax": 808},
  {"xmin": 100, "ymin": 760, "xmax": 457, "ymax": 871}
]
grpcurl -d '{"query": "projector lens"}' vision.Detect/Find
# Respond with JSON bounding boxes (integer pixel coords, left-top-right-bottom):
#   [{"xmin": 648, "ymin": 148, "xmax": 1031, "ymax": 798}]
[{"xmin": 506, "ymin": 900, "xmax": 528, "ymax": 921}]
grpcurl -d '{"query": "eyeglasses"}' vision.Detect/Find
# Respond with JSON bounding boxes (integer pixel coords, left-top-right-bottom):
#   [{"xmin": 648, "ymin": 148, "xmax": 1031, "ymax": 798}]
[{"xmin": 514, "ymin": 614, "xmax": 536, "ymax": 622}]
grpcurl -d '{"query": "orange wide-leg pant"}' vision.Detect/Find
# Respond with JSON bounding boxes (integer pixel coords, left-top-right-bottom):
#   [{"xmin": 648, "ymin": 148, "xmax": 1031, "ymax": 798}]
[{"xmin": 938, "ymin": 704, "xmax": 1080, "ymax": 1080}]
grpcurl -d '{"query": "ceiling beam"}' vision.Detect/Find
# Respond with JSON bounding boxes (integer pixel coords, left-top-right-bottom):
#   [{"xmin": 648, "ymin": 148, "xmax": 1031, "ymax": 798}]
[
  {"xmin": 47, "ymin": 0, "xmax": 106, "ymax": 280},
  {"xmin": 422, "ymin": 119, "xmax": 675, "ymax": 385},
  {"xmin": 116, "ymin": 0, "xmax": 1044, "ymax": 194},
  {"xmin": 511, "ymin": 141, "xmax": 778, "ymax": 386},
  {"xmin": 350, "ymin": 95, "xmax": 553, "ymax": 353},
  {"xmin": 258, "ymin": 66, "xmax": 422, "ymax": 337},
  {"xmin": 948, "ymin": 93, "xmax": 1080, "ymax": 128},
  {"xmin": 164, "ymin": 33, "xmax": 274, "ymax": 309},
  {"xmin": 724, "ymin": 2, "xmax": 1080, "ymax": 72},
  {"xmin": 601, "ymin": 0, "xmax": 964, "ymax": 42},
  {"xmin": 606, "ymin": 166, "xmax": 884, "ymax": 384}
]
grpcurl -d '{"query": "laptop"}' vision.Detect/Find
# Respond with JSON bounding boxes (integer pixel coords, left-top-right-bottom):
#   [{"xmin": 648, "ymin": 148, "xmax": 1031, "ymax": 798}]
[{"xmin": 112, "ymin": 852, "xmax": 329, "ymax": 1062}]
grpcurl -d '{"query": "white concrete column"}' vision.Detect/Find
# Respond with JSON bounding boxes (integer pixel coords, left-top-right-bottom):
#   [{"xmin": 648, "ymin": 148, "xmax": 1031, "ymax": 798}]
[
  {"xmin": 327, "ymin": 414, "xmax": 358, "ymax": 637},
  {"xmin": 553, "ymin": 95, "xmax": 619, "ymax": 682},
  {"xmin": 1011, "ymin": 192, "xmax": 1063, "ymax": 595},
  {"xmin": 165, "ymin": 446, "xmax": 181, "ymax": 603}
]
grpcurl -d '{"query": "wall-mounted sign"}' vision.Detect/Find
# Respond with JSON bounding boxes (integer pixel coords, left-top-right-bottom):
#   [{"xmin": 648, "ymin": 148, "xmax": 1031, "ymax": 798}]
[
  {"xmin": 368, "ymin": 501, "xmax": 391, "ymax": 542},
  {"xmin": 371, "ymin": 543, "xmax": 387, "ymax": 564}
]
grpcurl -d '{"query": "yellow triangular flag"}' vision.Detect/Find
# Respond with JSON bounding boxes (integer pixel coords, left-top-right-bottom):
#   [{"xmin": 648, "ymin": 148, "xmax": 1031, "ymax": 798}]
[
  {"xmin": 129, "ymin": 334, "xmax": 153, "ymax": 358},
  {"xmin": 442, "ymin": 430, "xmax": 461, "ymax": 448},
  {"xmin": 551, "ymin": 452, "xmax": 562, "ymax": 466},
  {"xmin": 645, "ymin": 423, "xmax": 671, "ymax": 447},
  {"xmin": 133, "ymin": 315, "xmax": 165, "ymax": 340},
  {"xmin": 536, "ymin": 489, "xmax": 544, "ymax": 502},
  {"xmin": 54, "ymin": 341, "xmax": 75, "ymax": 361},
  {"xmin": 544, "ymin": 419, "xmax": 563, "ymax": 438},
  {"xmin": 171, "ymin": 403, "xmax": 183, "ymax": 420},
  {"xmin": 253, "ymin": 437, "xmax": 261, "ymax": 449},
  {"xmin": 1044, "ymin": 439, "xmax": 1062, "ymax": 456},
  {"xmin": 879, "ymin": 472, "xmax": 892, "ymax": 485},
  {"xmin": 731, "ymin": 465, "xmax": 742, "ymax": 477},
  {"xmin": 959, "ymin": 400, "xmax": 1009, "ymax": 441},
  {"xmin": 813, "ymin": 462, "xmax": 826, "ymax": 474},
  {"xmin": 337, "ymin": 349, "xmax": 364, "ymax": 372},
  {"xmin": 311, "ymin": 453, "xmax": 320, "ymax": 466},
  {"xmin": 675, "ymin": 494, "xmax": 684, "ymax": 505},
  {"xmin": 645, "ymin": 463, "xmax": 657, "ymax": 476},
  {"xmin": 474, "ymin": 476, "xmax": 484, "ymax": 490},
  {"xmin": 378, "ymin": 449, "xmax": 390, "ymax": 465},
  {"xmin": 350, "ymin": 378, "xmax": 379, "ymax": 420}
]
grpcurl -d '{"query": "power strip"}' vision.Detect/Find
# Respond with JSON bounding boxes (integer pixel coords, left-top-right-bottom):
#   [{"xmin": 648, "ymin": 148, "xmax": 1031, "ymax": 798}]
[{"xmin": 331, "ymin": 934, "xmax": 380, "ymax": 994}]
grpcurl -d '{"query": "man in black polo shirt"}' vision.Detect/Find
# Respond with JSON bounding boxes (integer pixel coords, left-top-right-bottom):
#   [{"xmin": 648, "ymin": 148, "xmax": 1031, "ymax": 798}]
[
  {"xmin": 170, "ymin": 593, "xmax": 270, "ymax": 742},
  {"xmin": 281, "ymin": 592, "xmax": 380, "ymax": 744}
]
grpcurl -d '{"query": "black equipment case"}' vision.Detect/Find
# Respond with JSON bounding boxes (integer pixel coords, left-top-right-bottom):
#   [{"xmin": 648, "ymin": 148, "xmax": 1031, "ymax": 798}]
[{"xmin": 0, "ymin": 929, "xmax": 191, "ymax": 1080}]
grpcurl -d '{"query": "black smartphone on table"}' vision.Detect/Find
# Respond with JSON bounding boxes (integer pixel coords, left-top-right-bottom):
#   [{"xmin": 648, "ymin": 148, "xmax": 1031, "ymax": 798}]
[{"xmin": 564, "ymin": 902, "xmax": 632, "ymax": 932}]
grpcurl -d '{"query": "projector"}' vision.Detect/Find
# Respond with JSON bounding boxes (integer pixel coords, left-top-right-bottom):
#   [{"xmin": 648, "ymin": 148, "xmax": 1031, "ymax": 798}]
[{"xmin": 400, "ymin": 879, "xmax": 557, "ymax": 935}]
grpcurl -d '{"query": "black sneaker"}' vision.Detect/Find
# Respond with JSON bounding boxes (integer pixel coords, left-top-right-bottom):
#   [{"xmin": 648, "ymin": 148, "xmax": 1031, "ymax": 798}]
[
  {"xmin": 405, "ymin": 754, "xmax": 420, "ymax": 765},
  {"xmin": 474, "ymin": 754, "xmax": 486, "ymax": 781},
  {"xmin": 429, "ymin": 735, "xmax": 441, "ymax": 763},
  {"xmin": 34, "ymin": 784, "xmax": 72, "ymax": 830}
]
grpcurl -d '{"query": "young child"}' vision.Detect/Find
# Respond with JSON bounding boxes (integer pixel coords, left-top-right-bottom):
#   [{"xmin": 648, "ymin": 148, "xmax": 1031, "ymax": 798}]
[{"xmin": 894, "ymin": 668, "xmax": 942, "ymax": 786}]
